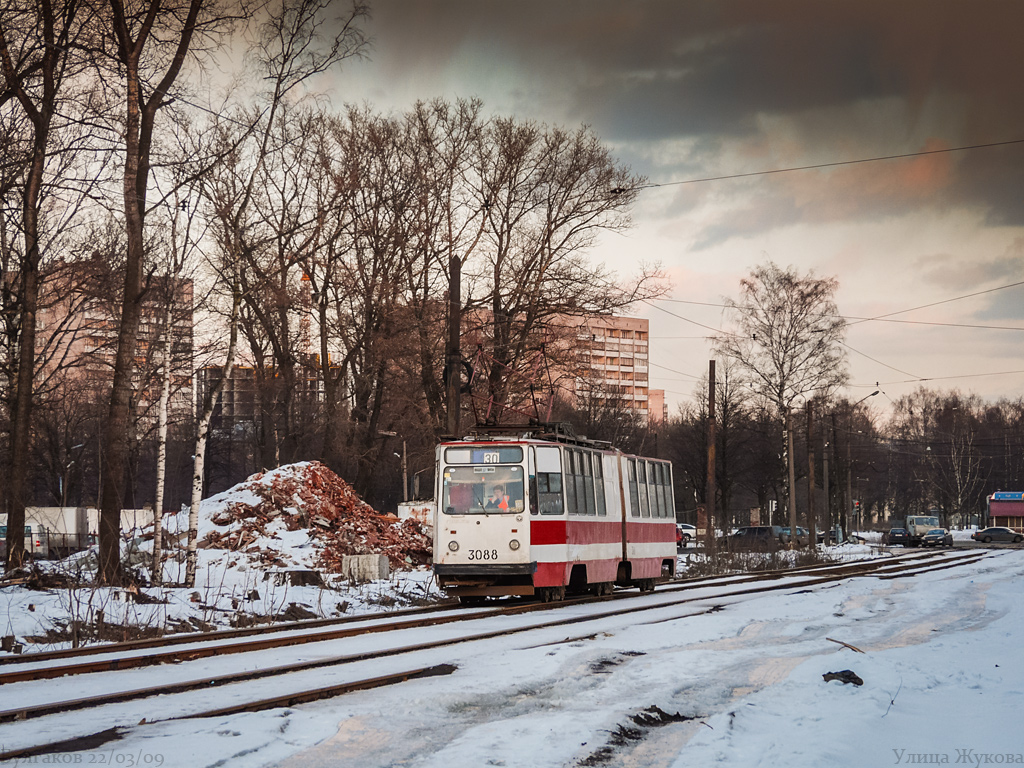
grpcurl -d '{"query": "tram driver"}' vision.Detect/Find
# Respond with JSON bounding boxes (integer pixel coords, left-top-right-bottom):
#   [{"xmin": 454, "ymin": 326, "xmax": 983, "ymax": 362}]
[{"xmin": 485, "ymin": 485, "xmax": 510, "ymax": 511}]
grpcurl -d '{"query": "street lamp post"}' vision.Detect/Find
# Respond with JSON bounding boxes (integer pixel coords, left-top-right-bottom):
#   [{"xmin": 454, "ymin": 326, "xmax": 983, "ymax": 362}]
[
  {"xmin": 59, "ymin": 444, "xmax": 85, "ymax": 508},
  {"xmin": 401, "ymin": 440, "xmax": 408, "ymax": 502},
  {"xmin": 60, "ymin": 461, "xmax": 74, "ymax": 508}
]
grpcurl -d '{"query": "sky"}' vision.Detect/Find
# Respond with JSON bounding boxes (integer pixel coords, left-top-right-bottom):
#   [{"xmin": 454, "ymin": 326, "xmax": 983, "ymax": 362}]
[{"xmin": 324, "ymin": 0, "xmax": 1024, "ymax": 414}]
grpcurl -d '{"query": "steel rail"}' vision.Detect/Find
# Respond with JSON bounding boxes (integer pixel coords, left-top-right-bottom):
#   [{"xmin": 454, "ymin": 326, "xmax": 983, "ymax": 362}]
[
  {"xmin": 0, "ymin": 549, "xmax": 962, "ymax": 686},
  {"xmin": 0, "ymin": 550, "xmax": 945, "ymax": 684},
  {"xmin": 0, "ymin": 664, "xmax": 460, "ymax": 762},
  {"xmin": 0, "ymin": 550, "xmax": 986, "ymax": 729},
  {"xmin": 0, "ymin": 547, "xmax": 945, "ymax": 668},
  {"xmin": 0, "ymin": 599, "xmax": 460, "ymax": 666}
]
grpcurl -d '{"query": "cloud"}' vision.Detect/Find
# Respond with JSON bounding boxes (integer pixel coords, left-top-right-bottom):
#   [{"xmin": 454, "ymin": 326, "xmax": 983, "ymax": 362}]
[{"xmin": 353, "ymin": 0, "xmax": 1024, "ymax": 229}]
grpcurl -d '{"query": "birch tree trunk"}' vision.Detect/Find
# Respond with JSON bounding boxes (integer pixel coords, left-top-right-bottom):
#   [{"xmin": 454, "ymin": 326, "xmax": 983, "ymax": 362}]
[
  {"xmin": 151, "ymin": 300, "xmax": 173, "ymax": 584},
  {"xmin": 186, "ymin": 291, "xmax": 241, "ymax": 587}
]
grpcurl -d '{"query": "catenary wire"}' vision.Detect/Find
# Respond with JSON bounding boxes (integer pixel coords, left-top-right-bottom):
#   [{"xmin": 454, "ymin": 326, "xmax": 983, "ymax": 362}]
[{"xmin": 633, "ymin": 137, "xmax": 1024, "ymax": 190}]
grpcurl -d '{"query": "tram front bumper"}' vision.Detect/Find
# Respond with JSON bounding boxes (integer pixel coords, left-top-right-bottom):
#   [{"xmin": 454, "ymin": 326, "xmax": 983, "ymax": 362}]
[{"xmin": 434, "ymin": 562, "xmax": 538, "ymax": 597}]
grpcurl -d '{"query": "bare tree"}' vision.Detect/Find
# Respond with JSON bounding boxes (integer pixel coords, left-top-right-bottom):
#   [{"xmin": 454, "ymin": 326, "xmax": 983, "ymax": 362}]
[
  {"xmin": 0, "ymin": 0, "xmax": 102, "ymax": 569},
  {"xmin": 401, "ymin": 99, "xmax": 488, "ymax": 435},
  {"xmin": 96, "ymin": 0, "xmax": 251, "ymax": 583},
  {"xmin": 471, "ymin": 119, "xmax": 662, "ymax": 423},
  {"xmin": 714, "ymin": 261, "xmax": 847, "ymax": 543},
  {"xmin": 182, "ymin": 0, "xmax": 367, "ymax": 584},
  {"xmin": 150, "ymin": 180, "xmax": 204, "ymax": 584}
]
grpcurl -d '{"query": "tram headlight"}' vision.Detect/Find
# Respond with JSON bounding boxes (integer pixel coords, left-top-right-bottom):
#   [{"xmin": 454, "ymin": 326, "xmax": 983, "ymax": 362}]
[
  {"xmin": 448, "ymin": 540, "xmax": 459, "ymax": 552},
  {"xmin": 509, "ymin": 539, "xmax": 521, "ymax": 551}
]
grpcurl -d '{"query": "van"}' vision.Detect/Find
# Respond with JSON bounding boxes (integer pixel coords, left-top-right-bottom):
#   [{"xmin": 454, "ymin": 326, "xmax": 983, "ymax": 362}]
[{"xmin": 0, "ymin": 524, "xmax": 49, "ymax": 559}]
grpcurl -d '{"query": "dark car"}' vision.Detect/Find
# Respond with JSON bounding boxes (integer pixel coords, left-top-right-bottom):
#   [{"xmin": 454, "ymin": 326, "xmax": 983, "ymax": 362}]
[
  {"xmin": 921, "ymin": 528, "xmax": 953, "ymax": 547},
  {"xmin": 971, "ymin": 527, "xmax": 1023, "ymax": 544},
  {"xmin": 779, "ymin": 527, "xmax": 809, "ymax": 545},
  {"xmin": 727, "ymin": 526, "xmax": 783, "ymax": 551},
  {"xmin": 885, "ymin": 528, "xmax": 910, "ymax": 546},
  {"xmin": 817, "ymin": 526, "xmax": 842, "ymax": 545}
]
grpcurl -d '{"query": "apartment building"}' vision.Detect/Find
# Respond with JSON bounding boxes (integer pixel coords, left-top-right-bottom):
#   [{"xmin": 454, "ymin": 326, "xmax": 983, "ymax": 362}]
[
  {"xmin": 567, "ymin": 315, "xmax": 666, "ymax": 425},
  {"xmin": 35, "ymin": 270, "xmax": 194, "ymax": 428}
]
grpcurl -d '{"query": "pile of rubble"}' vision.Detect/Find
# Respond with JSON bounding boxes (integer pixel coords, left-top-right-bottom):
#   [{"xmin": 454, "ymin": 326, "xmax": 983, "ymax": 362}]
[{"xmin": 199, "ymin": 462, "xmax": 432, "ymax": 571}]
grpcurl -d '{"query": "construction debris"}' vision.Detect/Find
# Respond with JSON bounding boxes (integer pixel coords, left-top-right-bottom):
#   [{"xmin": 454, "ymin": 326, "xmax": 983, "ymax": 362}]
[{"xmin": 197, "ymin": 462, "xmax": 432, "ymax": 572}]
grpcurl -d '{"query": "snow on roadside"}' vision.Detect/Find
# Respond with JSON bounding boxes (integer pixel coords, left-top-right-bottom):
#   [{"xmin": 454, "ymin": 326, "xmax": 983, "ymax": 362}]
[
  {"xmin": 37, "ymin": 549, "xmax": 1021, "ymax": 768},
  {"xmin": 0, "ymin": 463, "xmax": 441, "ymax": 653}
]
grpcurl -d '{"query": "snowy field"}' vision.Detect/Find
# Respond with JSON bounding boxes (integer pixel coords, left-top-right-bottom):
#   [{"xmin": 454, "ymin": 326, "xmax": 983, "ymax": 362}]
[{"xmin": 2, "ymin": 547, "xmax": 1020, "ymax": 768}]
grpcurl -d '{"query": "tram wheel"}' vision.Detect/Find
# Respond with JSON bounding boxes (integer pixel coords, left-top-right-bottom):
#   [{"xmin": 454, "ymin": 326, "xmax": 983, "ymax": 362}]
[
  {"xmin": 591, "ymin": 581, "xmax": 614, "ymax": 597},
  {"xmin": 638, "ymin": 579, "xmax": 656, "ymax": 593},
  {"xmin": 538, "ymin": 586, "xmax": 566, "ymax": 603},
  {"xmin": 459, "ymin": 595, "xmax": 486, "ymax": 606}
]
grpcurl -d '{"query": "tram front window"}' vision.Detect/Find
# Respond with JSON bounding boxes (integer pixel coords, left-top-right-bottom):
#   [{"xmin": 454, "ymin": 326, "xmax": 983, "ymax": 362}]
[{"xmin": 442, "ymin": 465, "xmax": 525, "ymax": 514}]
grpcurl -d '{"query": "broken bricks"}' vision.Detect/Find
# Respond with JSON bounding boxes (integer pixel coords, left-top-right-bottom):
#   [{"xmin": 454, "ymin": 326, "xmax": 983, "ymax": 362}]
[{"xmin": 201, "ymin": 462, "xmax": 432, "ymax": 573}]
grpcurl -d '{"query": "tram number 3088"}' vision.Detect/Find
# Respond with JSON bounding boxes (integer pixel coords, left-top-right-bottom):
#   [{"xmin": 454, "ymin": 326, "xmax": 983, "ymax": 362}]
[{"xmin": 467, "ymin": 549, "xmax": 499, "ymax": 561}]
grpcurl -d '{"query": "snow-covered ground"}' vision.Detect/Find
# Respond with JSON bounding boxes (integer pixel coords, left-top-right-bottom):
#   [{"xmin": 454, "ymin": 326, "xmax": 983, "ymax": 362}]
[
  {"xmin": 2, "ymin": 547, "xmax": 1019, "ymax": 768},
  {"xmin": 1, "ymin": 463, "xmax": 440, "ymax": 650},
  {"xmin": 0, "ymin": 559, "xmax": 441, "ymax": 650}
]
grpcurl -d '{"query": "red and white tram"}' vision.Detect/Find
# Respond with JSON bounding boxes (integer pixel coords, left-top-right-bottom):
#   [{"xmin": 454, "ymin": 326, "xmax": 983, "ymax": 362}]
[{"xmin": 432, "ymin": 426, "xmax": 677, "ymax": 602}]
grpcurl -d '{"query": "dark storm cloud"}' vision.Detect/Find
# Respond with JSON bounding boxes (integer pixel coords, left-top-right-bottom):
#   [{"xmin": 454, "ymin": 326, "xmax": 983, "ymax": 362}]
[
  {"xmin": 359, "ymin": 1, "xmax": 1024, "ymax": 239},
  {"xmin": 910, "ymin": 240, "xmax": 1024, "ymax": 323},
  {"xmin": 951, "ymin": 145, "xmax": 1024, "ymax": 227},
  {"xmin": 364, "ymin": 1, "xmax": 1024, "ymax": 142}
]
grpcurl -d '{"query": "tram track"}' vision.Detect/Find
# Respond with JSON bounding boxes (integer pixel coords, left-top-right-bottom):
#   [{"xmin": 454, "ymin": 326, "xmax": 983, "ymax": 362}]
[
  {"xmin": 0, "ymin": 547, "xmax": 989, "ymax": 757},
  {"xmin": 0, "ymin": 548, "xmax": 950, "ymax": 685}
]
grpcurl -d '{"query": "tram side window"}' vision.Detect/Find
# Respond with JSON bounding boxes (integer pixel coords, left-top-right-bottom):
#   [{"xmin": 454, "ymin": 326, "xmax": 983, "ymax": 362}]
[
  {"xmin": 594, "ymin": 454, "xmax": 606, "ymax": 516},
  {"xmin": 565, "ymin": 450, "xmax": 578, "ymax": 514},
  {"xmin": 662, "ymin": 464, "xmax": 671, "ymax": 517},
  {"xmin": 663, "ymin": 462, "xmax": 671, "ymax": 518},
  {"xmin": 638, "ymin": 461, "xmax": 650, "ymax": 517},
  {"xmin": 583, "ymin": 452, "xmax": 596, "ymax": 515},
  {"xmin": 653, "ymin": 463, "xmax": 665, "ymax": 518},
  {"xmin": 648, "ymin": 462, "xmax": 659, "ymax": 518},
  {"xmin": 627, "ymin": 459, "xmax": 640, "ymax": 517},
  {"xmin": 535, "ymin": 446, "xmax": 564, "ymax": 515},
  {"xmin": 648, "ymin": 462, "xmax": 661, "ymax": 517}
]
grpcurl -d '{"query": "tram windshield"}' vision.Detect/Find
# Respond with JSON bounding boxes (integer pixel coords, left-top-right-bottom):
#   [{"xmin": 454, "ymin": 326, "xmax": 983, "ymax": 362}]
[{"xmin": 441, "ymin": 465, "xmax": 525, "ymax": 515}]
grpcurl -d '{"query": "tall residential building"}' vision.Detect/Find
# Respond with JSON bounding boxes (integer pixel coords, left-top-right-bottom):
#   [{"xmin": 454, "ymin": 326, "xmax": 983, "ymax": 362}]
[
  {"xmin": 35, "ymin": 270, "xmax": 194, "ymax": 430},
  {"xmin": 565, "ymin": 314, "xmax": 665, "ymax": 425}
]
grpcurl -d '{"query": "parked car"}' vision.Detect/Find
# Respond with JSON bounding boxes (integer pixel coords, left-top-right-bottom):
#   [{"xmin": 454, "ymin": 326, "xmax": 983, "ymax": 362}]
[
  {"xmin": 779, "ymin": 527, "xmax": 809, "ymax": 545},
  {"xmin": 885, "ymin": 527, "xmax": 910, "ymax": 546},
  {"xmin": 727, "ymin": 526, "xmax": 783, "ymax": 551},
  {"xmin": 921, "ymin": 528, "xmax": 953, "ymax": 547},
  {"xmin": 971, "ymin": 527, "xmax": 1023, "ymax": 544},
  {"xmin": 676, "ymin": 523, "xmax": 697, "ymax": 549},
  {"xmin": 817, "ymin": 526, "xmax": 842, "ymax": 545}
]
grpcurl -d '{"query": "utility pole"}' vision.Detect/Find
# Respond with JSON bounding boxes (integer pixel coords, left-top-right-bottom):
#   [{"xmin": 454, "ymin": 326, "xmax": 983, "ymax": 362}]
[
  {"xmin": 401, "ymin": 440, "xmax": 408, "ymax": 503},
  {"xmin": 823, "ymin": 421, "xmax": 831, "ymax": 544},
  {"xmin": 705, "ymin": 360, "xmax": 717, "ymax": 555},
  {"xmin": 787, "ymin": 407, "xmax": 797, "ymax": 550},
  {"xmin": 846, "ymin": 432, "xmax": 853, "ymax": 539},
  {"xmin": 806, "ymin": 401, "xmax": 816, "ymax": 547},
  {"xmin": 446, "ymin": 256, "xmax": 462, "ymax": 438},
  {"xmin": 844, "ymin": 391, "xmax": 879, "ymax": 540}
]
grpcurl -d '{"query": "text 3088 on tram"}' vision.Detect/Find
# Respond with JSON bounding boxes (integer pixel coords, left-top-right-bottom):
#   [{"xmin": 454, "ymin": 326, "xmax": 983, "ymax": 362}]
[{"xmin": 432, "ymin": 426, "xmax": 678, "ymax": 604}]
